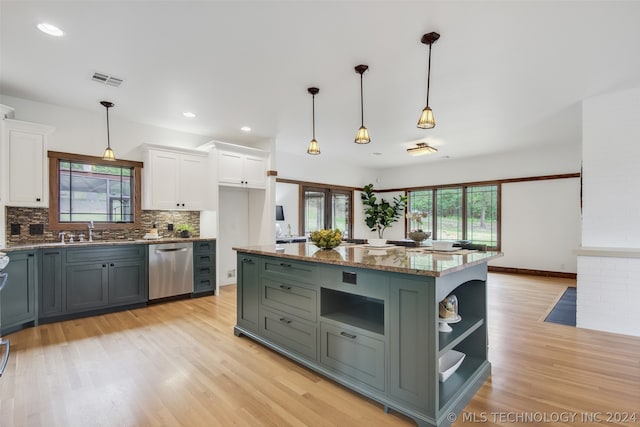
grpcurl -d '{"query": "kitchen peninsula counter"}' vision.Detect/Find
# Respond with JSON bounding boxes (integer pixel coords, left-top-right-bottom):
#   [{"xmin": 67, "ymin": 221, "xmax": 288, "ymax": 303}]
[
  {"xmin": 234, "ymin": 242, "xmax": 502, "ymax": 277},
  {"xmin": 1, "ymin": 236, "xmax": 214, "ymax": 252},
  {"xmin": 233, "ymin": 243, "xmax": 502, "ymax": 427}
]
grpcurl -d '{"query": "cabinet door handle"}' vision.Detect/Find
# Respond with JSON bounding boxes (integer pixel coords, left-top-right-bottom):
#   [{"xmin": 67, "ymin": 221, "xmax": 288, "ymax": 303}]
[
  {"xmin": 340, "ymin": 332, "xmax": 357, "ymax": 340},
  {"xmin": 27, "ymin": 253, "xmax": 35, "ymax": 257},
  {"xmin": 279, "ymin": 285, "xmax": 291, "ymax": 290},
  {"xmin": 279, "ymin": 317, "xmax": 292, "ymax": 324}
]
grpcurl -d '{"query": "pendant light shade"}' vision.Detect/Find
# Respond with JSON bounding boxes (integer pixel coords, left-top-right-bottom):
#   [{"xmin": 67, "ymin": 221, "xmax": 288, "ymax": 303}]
[
  {"xmin": 307, "ymin": 87, "xmax": 320, "ymax": 155},
  {"xmin": 354, "ymin": 64, "xmax": 371, "ymax": 144},
  {"xmin": 100, "ymin": 100, "xmax": 116, "ymax": 161},
  {"xmin": 417, "ymin": 32, "xmax": 440, "ymax": 129}
]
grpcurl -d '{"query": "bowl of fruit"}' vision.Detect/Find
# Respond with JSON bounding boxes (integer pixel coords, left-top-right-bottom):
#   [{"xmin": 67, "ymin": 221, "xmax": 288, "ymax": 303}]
[{"xmin": 310, "ymin": 229, "xmax": 343, "ymax": 250}]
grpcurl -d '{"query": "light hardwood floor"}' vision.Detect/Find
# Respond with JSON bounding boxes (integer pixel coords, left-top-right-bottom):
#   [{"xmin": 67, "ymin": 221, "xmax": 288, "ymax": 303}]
[{"xmin": 1, "ymin": 274, "xmax": 639, "ymax": 427}]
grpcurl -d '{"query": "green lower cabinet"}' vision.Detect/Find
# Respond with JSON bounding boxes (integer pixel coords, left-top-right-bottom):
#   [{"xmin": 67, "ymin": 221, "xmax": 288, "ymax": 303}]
[
  {"xmin": 66, "ymin": 262, "xmax": 109, "ymax": 312},
  {"xmin": 320, "ymin": 321, "xmax": 385, "ymax": 391},
  {"xmin": 237, "ymin": 255, "xmax": 260, "ymax": 331},
  {"xmin": 39, "ymin": 249, "xmax": 64, "ymax": 318},
  {"xmin": 193, "ymin": 240, "xmax": 216, "ymax": 295},
  {"xmin": 0, "ymin": 250, "xmax": 37, "ymax": 334},
  {"xmin": 388, "ymin": 276, "xmax": 434, "ymax": 415},
  {"xmin": 108, "ymin": 260, "xmax": 147, "ymax": 305}
]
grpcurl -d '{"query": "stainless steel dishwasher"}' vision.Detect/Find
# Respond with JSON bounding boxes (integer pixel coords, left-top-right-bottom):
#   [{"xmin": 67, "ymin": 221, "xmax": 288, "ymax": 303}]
[{"xmin": 148, "ymin": 242, "xmax": 193, "ymax": 300}]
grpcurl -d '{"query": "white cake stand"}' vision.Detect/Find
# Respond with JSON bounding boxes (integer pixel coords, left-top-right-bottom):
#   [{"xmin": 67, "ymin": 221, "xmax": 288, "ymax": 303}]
[{"xmin": 438, "ymin": 314, "xmax": 461, "ymax": 332}]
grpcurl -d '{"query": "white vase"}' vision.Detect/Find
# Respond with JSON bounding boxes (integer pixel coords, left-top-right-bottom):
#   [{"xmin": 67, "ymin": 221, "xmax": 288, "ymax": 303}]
[{"xmin": 368, "ymin": 238, "xmax": 387, "ymax": 247}]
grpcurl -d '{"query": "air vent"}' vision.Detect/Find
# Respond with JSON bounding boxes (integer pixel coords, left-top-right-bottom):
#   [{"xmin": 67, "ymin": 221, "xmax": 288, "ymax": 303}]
[{"xmin": 91, "ymin": 72, "xmax": 123, "ymax": 87}]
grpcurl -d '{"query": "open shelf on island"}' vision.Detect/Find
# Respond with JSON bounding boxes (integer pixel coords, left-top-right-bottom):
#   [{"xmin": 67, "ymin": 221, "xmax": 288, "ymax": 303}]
[
  {"xmin": 321, "ymin": 288, "xmax": 384, "ymax": 335},
  {"xmin": 438, "ymin": 316, "xmax": 484, "ymax": 356},
  {"xmin": 438, "ymin": 355, "xmax": 486, "ymax": 410}
]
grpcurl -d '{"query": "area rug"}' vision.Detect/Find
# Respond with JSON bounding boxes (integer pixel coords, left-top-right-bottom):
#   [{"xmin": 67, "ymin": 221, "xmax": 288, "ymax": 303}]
[{"xmin": 544, "ymin": 287, "xmax": 576, "ymax": 326}]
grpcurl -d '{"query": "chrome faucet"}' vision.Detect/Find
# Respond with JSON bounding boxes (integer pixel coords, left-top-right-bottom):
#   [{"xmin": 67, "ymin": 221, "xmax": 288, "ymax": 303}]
[
  {"xmin": 88, "ymin": 221, "xmax": 94, "ymax": 242},
  {"xmin": 58, "ymin": 232, "xmax": 66, "ymax": 244}
]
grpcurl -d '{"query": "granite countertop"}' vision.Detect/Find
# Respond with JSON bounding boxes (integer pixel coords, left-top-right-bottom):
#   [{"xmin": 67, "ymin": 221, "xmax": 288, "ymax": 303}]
[
  {"xmin": 234, "ymin": 242, "xmax": 503, "ymax": 277},
  {"xmin": 1, "ymin": 237, "xmax": 215, "ymax": 252}
]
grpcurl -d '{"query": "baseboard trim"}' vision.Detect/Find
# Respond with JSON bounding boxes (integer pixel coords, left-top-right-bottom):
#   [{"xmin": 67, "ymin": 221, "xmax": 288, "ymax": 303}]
[{"xmin": 488, "ymin": 266, "xmax": 577, "ymax": 279}]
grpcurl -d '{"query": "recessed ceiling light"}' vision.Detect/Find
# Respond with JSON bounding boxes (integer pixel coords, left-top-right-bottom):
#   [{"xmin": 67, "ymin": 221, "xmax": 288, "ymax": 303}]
[
  {"xmin": 183, "ymin": 112, "xmax": 196, "ymax": 118},
  {"xmin": 37, "ymin": 23, "xmax": 64, "ymax": 37},
  {"xmin": 241, "ymin": 126, "xmax": 251, "ymax": 132}
]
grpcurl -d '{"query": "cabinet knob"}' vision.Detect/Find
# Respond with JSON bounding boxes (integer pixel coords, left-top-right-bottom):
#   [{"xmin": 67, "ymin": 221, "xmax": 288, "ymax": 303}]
[
  {"xmin": 181, "ymin": 203, "xmax": 185, "ymax": 207},
  {"xmin": 102, "ymin": 264, "xmax": 107, "ymax": 268},
  {"xmin": 36, "ymin": 198, "xmax": 41, "ymax": 202},
  {"xmin": 110, "ymin": 263, "xmax": 115, "ymax": 267}
]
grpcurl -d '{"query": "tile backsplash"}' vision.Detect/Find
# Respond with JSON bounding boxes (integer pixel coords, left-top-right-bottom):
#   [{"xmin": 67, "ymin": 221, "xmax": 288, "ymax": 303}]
[{"xmin": 5, "ymin": 207, "xmax": 200, "ymax": 246}]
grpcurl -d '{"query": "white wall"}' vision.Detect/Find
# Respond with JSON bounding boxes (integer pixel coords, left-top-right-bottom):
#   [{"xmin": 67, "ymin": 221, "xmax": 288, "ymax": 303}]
[
  {"xmin": 275, "ymin": 182, "xmax": 299, "ymax": 236},
  {"xmin": 1, "ymin": 95, "xmax": 211, "ymax": 160},
  {"xmin": 276, "ymin": 150, "xmax": 377, "ymax": 188},
  {"xmin": 578, "ymin": 86, "xmax": 640, "ymax": 336},
  {"xmin": 491, "ymin": 178, "xmax": 581, "ymax": 273},
  {"xmin": 378, "ymin": 143, "xmax": 581, "ymax": 189},
  {"xmin": 218, "ymin": 188, "xmax": 249, "ymax": 286},
  {"xmin": 581, "ymin": 87, "xmax": 640, "ymax": 247}
]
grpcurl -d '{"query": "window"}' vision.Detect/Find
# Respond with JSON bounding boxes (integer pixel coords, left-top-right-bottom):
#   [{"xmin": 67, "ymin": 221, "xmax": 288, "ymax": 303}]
[
  {"xmin": 408, "ymin": 184, "xmax": 500, "ymax": 249},
  {"xmin": 48, "ymin": 151, "xmax": 143, "ymax": 231},
  {"xmin": 302, "ymin": 186, "xmax": 352, "ymax": 238}
]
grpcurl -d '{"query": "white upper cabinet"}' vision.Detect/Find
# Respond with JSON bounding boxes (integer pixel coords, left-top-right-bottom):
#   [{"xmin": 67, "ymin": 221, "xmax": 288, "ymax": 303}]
[
  {"xmin": 143, "ymin": 145, "xmax": 210, "ymax": 210},
  {"xmin": 217, "ymin": 146, "xmax": 267, "ymax": 189},
  {"xmin": 1, "ymin": 119, "xmax": 55, "ymax": 207}
]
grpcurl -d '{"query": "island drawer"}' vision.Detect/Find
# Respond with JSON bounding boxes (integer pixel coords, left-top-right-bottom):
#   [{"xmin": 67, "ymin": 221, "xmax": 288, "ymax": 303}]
[
  {"xmin": 261, "ymin": 277, "xmax": 317, "ymax": 322},
  {"xmin": 261, "ymin": 308, "xmax": 317, "ymax": 360},
  {"xmin": 320, "ymin": 321, "xmax": 385, "ymax": 391},
  {"xmin": 318, "ymin": 266, "xmax": 388, "ymax": 300},
  {"xmin": 261, "ymin": 257, "xmax": 317, "ymax": 282}
]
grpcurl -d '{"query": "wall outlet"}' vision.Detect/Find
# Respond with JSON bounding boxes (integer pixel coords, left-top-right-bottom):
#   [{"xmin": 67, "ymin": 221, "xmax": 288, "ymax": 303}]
[
  {"xmin": 167, "ymin": 223, "xmax": 174, "ymax": 231},
  {"xmin": 29, "ymin": 224, "xmax": 44, "ymax": 235},
  {"xmin": 227, "ymin": 269, "xmax": 236, "ymax": 278},
  {"xmin": 10, "ymin": 223, "xmax": 20, "ymax": 235}
]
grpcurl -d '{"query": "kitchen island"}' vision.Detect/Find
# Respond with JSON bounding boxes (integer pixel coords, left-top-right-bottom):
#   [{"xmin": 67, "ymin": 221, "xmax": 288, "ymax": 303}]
[{"xmin": 233, "ymin": 243, "xmax": 502, "ymax": 427}]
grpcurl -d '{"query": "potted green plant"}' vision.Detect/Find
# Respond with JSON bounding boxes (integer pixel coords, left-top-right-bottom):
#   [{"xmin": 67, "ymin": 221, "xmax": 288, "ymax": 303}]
[
  {"xmin": 361, "ymin": 183, "xmax": 407, "ymax": 245},
  {"xmin": 176, "ymin": 223, "xmax": 194, "ymax": 238}
]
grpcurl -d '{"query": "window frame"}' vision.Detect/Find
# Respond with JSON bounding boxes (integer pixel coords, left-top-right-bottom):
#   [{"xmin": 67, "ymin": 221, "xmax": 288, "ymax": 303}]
[
  {"xmin": 300, "ymin": 184, "xmax": 354, "ymax": 238},
  {"xmin": 407, "ymin": 183, "xmax": 501, "ymax": 250},
  {"xmin": 48, "ymin": 151, "xmax": 143, "ymax": 231}
]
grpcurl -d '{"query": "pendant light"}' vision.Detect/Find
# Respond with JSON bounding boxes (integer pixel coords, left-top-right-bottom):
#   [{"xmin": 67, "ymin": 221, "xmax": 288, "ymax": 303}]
[
  {"xmin": 417, "ymin": 32, "xmax": 440, "ymax": 129},
  {"xmin": 354, "ymin": 64, "xmax": 371, "ymax": 144},
  {"xmin": 100, "ymin": 100, "xmax": 116, "ymax": 161},
  {"xmin": 307, "ymin": 87, "xmax": 320, "ymax": 155}
]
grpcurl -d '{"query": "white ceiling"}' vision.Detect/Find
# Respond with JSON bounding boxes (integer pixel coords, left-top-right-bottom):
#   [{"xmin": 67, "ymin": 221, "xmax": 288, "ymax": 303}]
[{"xmin": 1, "ymin": 1, "xmax": 639, "ymax": 168}]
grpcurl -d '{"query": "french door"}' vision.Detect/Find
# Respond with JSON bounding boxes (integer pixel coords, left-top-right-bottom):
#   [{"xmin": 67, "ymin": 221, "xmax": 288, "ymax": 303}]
[{"xmin": 302, "ymin": 186, "xmax": 352, "ymax": 238}]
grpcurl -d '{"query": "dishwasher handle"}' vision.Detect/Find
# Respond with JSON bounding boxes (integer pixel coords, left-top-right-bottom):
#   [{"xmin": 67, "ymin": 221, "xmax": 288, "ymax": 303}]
[{"xmin": 155, "ymin": 247, "xmax": 189, "ymax": 253}]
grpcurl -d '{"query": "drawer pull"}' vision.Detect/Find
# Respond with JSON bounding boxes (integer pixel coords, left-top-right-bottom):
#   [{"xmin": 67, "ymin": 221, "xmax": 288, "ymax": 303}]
[
  {"xmin": 242, "ymin": 258, "xmax": 254, "ymax": 264},
  {"xmin": 279, "ymin": 285, "xmax": 291, "ymax": 291},
  {"xmin": 340, "ymin": 332, "xmax": 357, "ymax": 339},
  {"xmin": 279, "ymin": 317, "xmax": 292, "ymax": 324},
  {"xmin": 279, "ymin": 262, "xmax": 292, "ymax": 268}
]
